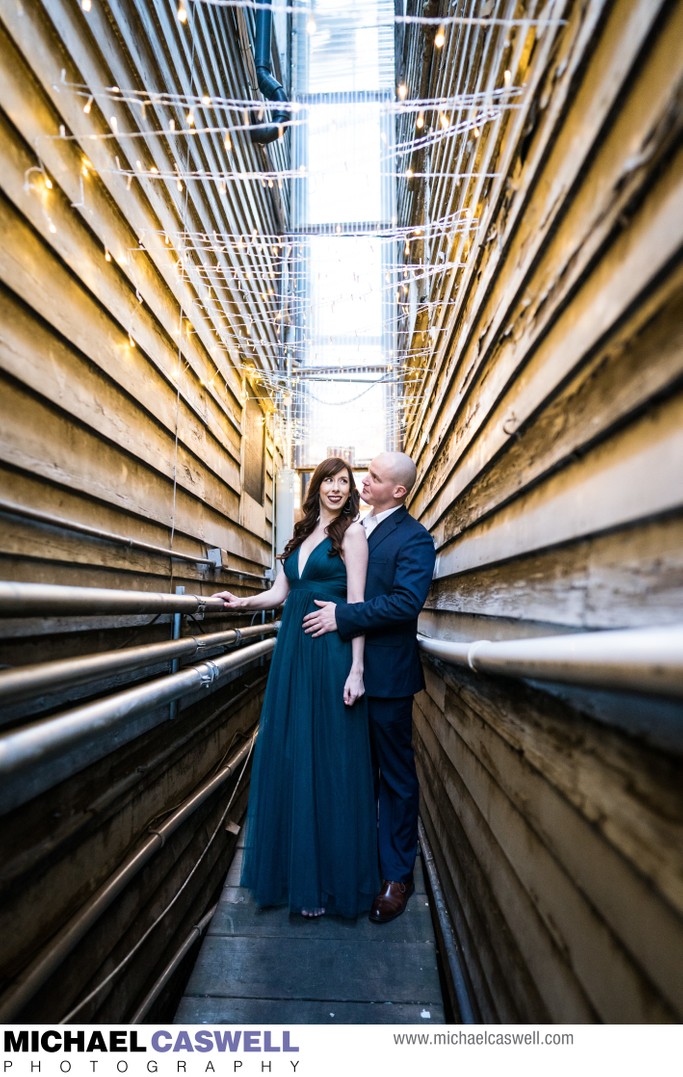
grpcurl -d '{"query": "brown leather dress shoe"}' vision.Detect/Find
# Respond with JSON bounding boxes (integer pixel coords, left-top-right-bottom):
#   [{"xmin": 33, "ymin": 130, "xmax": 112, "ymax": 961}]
[{"xmin": 369, "ymin": 879, "xmax": 415, "ymax": 923}]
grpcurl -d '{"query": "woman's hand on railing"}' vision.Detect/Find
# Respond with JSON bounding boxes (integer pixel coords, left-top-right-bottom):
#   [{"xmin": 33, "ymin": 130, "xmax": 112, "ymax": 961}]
[{"xmin": 212, "ymin": 590, "xmax": 250, "ymax": 609}]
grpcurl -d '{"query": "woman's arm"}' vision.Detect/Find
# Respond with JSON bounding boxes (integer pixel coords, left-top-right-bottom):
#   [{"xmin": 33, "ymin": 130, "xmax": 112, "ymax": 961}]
[
  {"xmin": 212, "ymin": 563, "xmax": 290, "ymax": 611},
  {"xmin": 341, "ymin": 523, "xmax": 367, "ymax": 705}
]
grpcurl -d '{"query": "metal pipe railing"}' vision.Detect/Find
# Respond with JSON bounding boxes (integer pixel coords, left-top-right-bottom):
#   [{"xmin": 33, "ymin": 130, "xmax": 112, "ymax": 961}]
[
  {"xmin": 418, "ymin": 818, "xmax": 476, "ymax": 1024},
  {"xmin": 0, "ymin": 738, "xmax": 253, "ymax": 1020},
  {"xmin": 0, "ymin": 623, "xmax": 278, "ymax": 708},
  {"xmin": 0, "ymin": 580, "xmax": 230, "ymax": 616},
  {"xmin": 129, "ymin": 905, "xmax": 217, "ymax": 1023},
  {"xmin": 417, "ymin": 624, "xmax": 683, "ymax": 699},
  {"xmin": 0, "ymin": 638, "xmax": 276, "ymax": 814}
]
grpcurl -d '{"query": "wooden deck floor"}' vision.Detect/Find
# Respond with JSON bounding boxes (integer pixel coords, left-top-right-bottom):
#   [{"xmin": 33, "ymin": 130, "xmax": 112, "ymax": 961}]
[{"xmin": 175, "ymin": 841, "xmax": 446, "ymax": 1024}]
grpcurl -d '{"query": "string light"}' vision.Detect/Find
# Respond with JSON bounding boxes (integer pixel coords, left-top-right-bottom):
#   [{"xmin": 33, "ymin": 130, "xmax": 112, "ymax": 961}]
[{"xmin": 32, "ymin": 6, "xmax": 558, "ymax": 457}]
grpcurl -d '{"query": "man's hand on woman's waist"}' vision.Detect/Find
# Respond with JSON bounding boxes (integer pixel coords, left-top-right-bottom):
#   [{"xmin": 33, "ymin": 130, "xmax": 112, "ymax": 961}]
[{"xmin": 303, "ymin": 600, "xmax": 338, "ymax": 636}]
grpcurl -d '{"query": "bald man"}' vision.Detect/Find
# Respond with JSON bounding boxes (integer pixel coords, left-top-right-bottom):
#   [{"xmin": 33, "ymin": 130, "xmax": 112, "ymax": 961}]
[{"xmin": 303, "ymin": 452, "xmax": 436, "ymax": 923}]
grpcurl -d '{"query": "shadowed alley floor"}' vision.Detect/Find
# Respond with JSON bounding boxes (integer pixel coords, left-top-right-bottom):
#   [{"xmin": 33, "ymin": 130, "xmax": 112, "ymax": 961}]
[{"xmin": 175, "ymin": 840, "xmax": 446, "ymax": 1024}]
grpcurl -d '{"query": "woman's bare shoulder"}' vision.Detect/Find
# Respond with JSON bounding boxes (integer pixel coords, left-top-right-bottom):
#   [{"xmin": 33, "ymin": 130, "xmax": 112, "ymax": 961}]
[
  {"xmin": 341, "ymin": 521, "xmax": 367, "ymax": 556},
  {"xmin": 343, "ymin": 520, "xmax": 367, "ymax": 542}
]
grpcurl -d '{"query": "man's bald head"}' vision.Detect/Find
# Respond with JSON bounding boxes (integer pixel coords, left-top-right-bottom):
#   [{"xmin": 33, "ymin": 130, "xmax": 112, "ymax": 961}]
[
  {"xmin": 376, "ymin": 452, "xmax": 417, "ymax": 496},
  {"xmin": 362, "ymin": 452, "xmax": 418, "ymax": 512}
]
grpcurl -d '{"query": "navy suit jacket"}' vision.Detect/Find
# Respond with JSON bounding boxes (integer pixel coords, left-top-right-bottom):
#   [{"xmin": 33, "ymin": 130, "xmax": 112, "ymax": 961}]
[{"xmin": 336, "ymin": 506, "xmax": 436, "ymax": 698}]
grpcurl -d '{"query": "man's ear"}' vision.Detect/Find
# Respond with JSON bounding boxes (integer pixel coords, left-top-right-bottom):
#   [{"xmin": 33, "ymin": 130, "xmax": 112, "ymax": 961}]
[{"xmin": 393, "ymin": 484, "xmax": 408, "ymax": 501}]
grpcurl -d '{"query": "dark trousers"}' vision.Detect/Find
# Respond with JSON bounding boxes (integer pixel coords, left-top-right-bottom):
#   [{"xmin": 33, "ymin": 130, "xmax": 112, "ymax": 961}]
[{"xmin": 367, "ymin": 695, "xmax": 419, "ymax": 885}]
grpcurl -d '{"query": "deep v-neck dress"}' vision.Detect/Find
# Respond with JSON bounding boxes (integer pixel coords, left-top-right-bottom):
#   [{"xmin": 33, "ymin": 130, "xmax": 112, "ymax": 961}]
[{"xmin": 240, "ymin": 537, "xmax": 379, "ymax": 917}]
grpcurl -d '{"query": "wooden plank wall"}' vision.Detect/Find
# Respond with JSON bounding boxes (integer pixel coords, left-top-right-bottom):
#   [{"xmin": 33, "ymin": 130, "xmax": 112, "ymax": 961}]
[
  {"xmin": 0, "ymin": 0, "xmax": 288, "ymax": 620},
  {"xmin": 0, "ymin": 0, "xmax": 290, "ymax": 1019},
  {"xmin": 396, "ymin": 0, "xmax": 683, "ymax": 1022}
]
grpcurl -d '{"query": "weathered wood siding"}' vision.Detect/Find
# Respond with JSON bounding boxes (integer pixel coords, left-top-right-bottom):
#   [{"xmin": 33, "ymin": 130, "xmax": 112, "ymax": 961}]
[
  {"xmin": 0, "ymin": 0, "xmax": 289, "ymax": 1019},
  {"xmin": 0, "ymin": 0, "xmax": 287, "ymax": 606},
  {"xmin": 397, "ymin": 0, "xmax": 683, "ymax": 1021}
]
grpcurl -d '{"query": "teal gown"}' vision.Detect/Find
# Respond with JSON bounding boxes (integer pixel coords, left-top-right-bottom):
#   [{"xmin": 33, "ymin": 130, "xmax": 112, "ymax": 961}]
[{"xmin": 240, "ymin": 537, "xmax": 380, "ymax": 917}]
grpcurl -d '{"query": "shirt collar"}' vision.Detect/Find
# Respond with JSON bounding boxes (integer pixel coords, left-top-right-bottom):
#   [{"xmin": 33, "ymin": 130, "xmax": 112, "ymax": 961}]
[{"xmin": 362, "ymin": 504, "xmax": 402, "ymax": 533}]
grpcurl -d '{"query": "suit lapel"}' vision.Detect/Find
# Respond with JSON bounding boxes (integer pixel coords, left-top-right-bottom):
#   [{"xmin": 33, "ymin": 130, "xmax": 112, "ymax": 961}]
[{"xmin": 368, "ymin": 505, "xmax": 408, "ymax": 552}]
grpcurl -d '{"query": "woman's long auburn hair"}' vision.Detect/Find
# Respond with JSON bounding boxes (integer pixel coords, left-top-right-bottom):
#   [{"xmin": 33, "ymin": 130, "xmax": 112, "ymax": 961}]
[{"xmin": 278, "ymin": 457, "xmax": 360, "ymax": 562}]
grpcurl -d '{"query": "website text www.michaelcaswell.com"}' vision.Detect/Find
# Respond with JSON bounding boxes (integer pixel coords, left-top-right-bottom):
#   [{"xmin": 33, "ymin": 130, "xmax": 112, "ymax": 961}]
[{"xmin": 392, "ymin": 1029, "xmax": 574, "ymax": 1047}]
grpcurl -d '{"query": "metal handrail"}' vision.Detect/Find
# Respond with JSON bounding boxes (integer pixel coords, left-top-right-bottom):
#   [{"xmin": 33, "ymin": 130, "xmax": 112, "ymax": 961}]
[
  {"xmin": 0, "ymin": 637, "xmax": 276, "ymax": 814},
  {"xmin": 0, "ymin": 580, "xmax": 235, "ymax": 616},
  {"xmin": 418, "ymin": 818, "xmax": 476, "ymax": 1023},
  {"xmin": 417, "ymin": 624, "xmax": 683, "ymax": 699},
  {"xmin": 0, "ymin": 738, "xmax": 253, "ymax": 1020},
  {"xmin": 0, "ymin": 623, "xmax": 279, "ymax": 708}
]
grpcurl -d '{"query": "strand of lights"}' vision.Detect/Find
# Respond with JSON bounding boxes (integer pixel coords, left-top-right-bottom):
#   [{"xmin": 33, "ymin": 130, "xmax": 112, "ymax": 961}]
[
  {"xmin": 183, "ymin": 0, "xmax": 567, "ymax": 29},
  {"xmin": 54, "ymin": 72, "xmax": 521, "ymax": 121}
]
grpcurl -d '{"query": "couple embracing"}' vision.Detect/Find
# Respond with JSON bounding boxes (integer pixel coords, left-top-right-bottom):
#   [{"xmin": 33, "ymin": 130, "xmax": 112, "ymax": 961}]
[{"xmin": 214, "ymin": 452, "xmax": 436, "ymax": 923}]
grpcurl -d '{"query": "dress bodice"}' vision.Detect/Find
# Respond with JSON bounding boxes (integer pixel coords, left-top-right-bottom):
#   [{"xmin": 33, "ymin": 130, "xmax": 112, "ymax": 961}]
[{"xmin": 283, "ymin": 536, "xmax": 347, "ymax": 602}]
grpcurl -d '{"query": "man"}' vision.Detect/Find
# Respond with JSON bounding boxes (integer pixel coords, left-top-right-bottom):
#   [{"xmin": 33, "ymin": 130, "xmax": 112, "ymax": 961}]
[{"xmin": 303, "ymin": 451, "xmax": 436, "ymax": 923}]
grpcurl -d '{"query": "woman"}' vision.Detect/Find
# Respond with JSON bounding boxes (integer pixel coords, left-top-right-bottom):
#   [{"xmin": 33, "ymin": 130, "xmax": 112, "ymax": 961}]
[{"xmin": 213, "ymin": 457, "xmax": 379, "ymax": 918}]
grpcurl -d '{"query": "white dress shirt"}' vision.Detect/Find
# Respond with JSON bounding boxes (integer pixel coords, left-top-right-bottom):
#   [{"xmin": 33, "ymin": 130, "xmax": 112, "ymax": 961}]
[{"xmin": 362, "ymin": 504, "xmax": 402, "ymax": 537}]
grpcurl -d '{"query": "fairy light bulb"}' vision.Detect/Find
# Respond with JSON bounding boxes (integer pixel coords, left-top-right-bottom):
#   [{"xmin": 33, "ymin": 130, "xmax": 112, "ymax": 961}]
[
  {"xmin": 306, "ymin": 16, "xmax": 316, "ymax": 35},
  {"xmin": 81, "ymin": 0, "xmax": 91, "ymax": 10},
  {"xmin": 397, "ymin": 83, "xmax": 408, "ymax": 100},
  {"xmin": 83, "ymin": 96, "xmax": 93, "ymax": 114},
  {"xmin": 178, "ymin": 5, "xmax": 187, "ymax": 23},
  {"xmin": 416, "ymin": 111, "xmax": 424, "ymax": 130},
  {"xmin": 44, "ymin": 175, "xmax": 53, "ymax": 190},
  {"xmin": 434, "ymin": 25, "xmax": 446, "ymax": 48}
]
